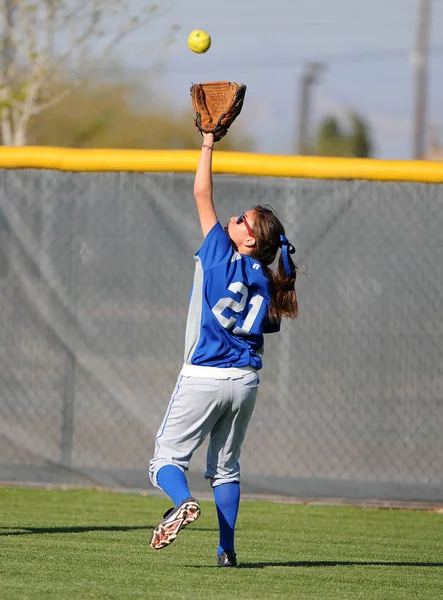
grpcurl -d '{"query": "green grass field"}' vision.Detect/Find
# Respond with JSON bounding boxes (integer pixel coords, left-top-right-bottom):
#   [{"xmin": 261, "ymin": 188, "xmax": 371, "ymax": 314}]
[{"xmin": 0, "ymin": 487, "xmax": 442, "ymax": 599}]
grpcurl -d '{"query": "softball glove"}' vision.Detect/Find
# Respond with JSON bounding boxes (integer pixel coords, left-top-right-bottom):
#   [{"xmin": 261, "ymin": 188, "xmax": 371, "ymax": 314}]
[{"xmin": 190, "ymin": 80, "xmax": 247, "ymax": 142}]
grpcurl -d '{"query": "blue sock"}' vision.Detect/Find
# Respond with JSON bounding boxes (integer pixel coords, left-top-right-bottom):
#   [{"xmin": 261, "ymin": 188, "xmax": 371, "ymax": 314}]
[
  {"xmin": 214, "ymin": 482, "xmax": 240, "ymax": 555},
  {"xmin": 156, "ymin": 465, "xmax": 192, "ymax": 506}
]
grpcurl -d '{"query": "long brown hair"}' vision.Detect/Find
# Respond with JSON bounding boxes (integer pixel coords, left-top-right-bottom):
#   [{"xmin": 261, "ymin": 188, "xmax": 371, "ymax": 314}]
[{"xmin": 251, "ymin": 205, "xmax": 298, "ymax": 322}]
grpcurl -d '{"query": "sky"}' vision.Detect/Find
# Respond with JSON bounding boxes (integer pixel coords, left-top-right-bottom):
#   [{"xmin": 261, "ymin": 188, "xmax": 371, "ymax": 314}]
[{"xmin": 108, "ymin": 0, "xmax": 443, "ymax": 160}]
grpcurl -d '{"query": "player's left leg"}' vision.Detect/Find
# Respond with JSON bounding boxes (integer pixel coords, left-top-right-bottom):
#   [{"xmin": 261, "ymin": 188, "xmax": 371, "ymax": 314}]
[
  {"xmin": 156, "ymin": 464, "xmax": 192, "ymax": 506},
  {"xmin": 149, "ymin": 374, "xmax": 225, "ymax": 550},
  {"xmin": 149, "ymin": 497, "xmax": 201, "ymax": 550},
  {"xmin": 149, "ymin": 464, "xmax": 201, "ymax": 550}
]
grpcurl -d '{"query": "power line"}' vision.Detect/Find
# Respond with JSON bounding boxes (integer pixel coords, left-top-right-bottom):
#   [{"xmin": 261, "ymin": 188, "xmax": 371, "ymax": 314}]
[{"xmin": 159, "ymin": 46, "xmax": 443, "ymax": 73}]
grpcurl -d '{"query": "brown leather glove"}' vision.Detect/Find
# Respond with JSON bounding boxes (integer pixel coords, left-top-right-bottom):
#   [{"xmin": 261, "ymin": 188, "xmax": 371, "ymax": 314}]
[{"xmin": 190, "ymin": 81, "xmax": 247, "ymax": 142}]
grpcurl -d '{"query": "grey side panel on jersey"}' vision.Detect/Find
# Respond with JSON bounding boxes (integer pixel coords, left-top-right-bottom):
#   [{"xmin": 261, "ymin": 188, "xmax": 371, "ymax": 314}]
[{"xmin": 183, "ymin": 257, "xmax": 204, "ymax": 364}]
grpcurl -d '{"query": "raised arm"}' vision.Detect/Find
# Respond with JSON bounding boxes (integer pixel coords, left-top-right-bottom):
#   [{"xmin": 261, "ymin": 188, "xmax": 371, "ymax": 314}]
[{"xmin": 194, "ymin": 132, "xmax": 218, "ymax": 237}]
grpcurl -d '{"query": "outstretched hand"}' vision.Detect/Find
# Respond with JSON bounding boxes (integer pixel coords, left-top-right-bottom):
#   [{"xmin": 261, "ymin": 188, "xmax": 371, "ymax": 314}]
[
  {"xmin": 202, "ymin": 132, "xmax": 215, "ymax": 147},
  {"xmin": 190, "ymin": 81, "xmax": 247, "ymax": 141}
]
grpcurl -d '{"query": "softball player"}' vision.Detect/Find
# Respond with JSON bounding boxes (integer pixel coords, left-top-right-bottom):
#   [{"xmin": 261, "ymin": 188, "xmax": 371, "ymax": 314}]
[{"xmin": 148, "ymin": 132, "xmax": 298, "ymax": 567}]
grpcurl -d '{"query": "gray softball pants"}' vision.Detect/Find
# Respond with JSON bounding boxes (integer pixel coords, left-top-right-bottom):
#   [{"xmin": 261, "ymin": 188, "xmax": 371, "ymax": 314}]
[{"xmin": 149, "ymin": 370, "xmax": 259, "ymax": 489}]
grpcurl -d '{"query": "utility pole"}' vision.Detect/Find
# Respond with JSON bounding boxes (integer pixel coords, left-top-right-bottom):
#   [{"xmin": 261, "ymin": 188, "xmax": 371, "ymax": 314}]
[
  {"xmin": 412, "ymin": 0, "xmax": 431, "ymax": 159},
  {"xmin": 296, "ymin": 62, "xmax": 324, "ymax": 155}
]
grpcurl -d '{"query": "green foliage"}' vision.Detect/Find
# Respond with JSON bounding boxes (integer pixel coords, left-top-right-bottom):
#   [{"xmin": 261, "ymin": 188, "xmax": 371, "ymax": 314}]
[
  {"xmin": 348, "ymin": 111, "xmax": 373, "ymax": 157},
  {"xmin": 0, "ymin": 0, "xmax": 180, "ymax": 145},
  {"xmin": 28, "ymin": 77, "xmax": 255, "ymax": 151},
  {"xmin": 315, "ymin": 110, "xmax": 373, "ymax": 158}
]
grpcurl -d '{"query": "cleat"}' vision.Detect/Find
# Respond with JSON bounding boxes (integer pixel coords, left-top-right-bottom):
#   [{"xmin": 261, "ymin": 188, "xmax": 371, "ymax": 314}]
[
  {"xmin": 216, "ymin": 550, "xmax": 238, "ymax": 567},
  {"xmin": 149, "ymin": 498, "xmax": 201, "ymax": 550}
]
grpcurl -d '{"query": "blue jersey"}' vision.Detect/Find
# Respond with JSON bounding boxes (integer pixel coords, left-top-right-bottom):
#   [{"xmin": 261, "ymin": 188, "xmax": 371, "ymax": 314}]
[{"xmin": 183, "ymin": 222, "xmax": 279, "ymax": 370}]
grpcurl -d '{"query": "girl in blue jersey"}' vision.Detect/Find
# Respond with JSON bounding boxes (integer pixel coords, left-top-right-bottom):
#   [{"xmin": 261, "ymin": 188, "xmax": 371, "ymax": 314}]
[{"xmin": 149, "ymin": 131, "xmax": 299, "ymax": 567}]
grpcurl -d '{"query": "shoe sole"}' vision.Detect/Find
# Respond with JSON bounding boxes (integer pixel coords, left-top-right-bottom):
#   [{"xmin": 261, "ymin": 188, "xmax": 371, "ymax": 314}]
[{"xmin": 149, "ymin": 500, "xmax": 201, "ymax": 550}]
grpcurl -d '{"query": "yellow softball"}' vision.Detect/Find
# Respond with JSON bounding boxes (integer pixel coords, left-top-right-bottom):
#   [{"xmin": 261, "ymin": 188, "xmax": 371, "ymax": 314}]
[{"xmin": 188, "ymin": 30, "xmax": 211, "ymax": 54}]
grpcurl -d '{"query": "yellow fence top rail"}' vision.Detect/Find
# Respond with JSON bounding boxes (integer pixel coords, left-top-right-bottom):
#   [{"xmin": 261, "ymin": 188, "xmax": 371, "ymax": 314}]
[{"xmin": 1, "ymin": 146, "xmax": 443, "ymax": 183}]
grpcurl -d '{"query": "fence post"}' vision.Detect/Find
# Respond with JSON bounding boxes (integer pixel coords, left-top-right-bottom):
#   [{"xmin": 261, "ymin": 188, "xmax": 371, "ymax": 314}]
[{"xmin": 60, "ymin": 201, "xmax": 78, "ymax": 466}]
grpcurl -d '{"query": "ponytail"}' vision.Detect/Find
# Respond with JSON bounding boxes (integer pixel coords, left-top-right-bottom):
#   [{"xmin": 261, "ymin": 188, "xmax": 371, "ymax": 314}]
[
  {"xmin": 267, "ymin": 235, "xmax": 298, "ymax": 323},
  {"xmin": 251, "ymin": 205, "xmax": 299, "ymax": 323}
]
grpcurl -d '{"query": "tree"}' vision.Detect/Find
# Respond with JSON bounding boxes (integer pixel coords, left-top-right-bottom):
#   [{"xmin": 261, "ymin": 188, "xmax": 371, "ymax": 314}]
[
  {"xmin": 28, "ymin": 77, "xmax": 256, "ymax": 151},
  {"xmin": 347, "ymin": 112, "xmax": 372, "ymax": 158},
  {"xmin": 315, "ymin": 110, "xmax": 373, "ymax": 158},
  {"xmin": 316, "ymin": 116, "xmax": 347, "ymax": 157},
  {"xmin": 0, "ymin": 0, "xmax": 178, "ymax": 146}
]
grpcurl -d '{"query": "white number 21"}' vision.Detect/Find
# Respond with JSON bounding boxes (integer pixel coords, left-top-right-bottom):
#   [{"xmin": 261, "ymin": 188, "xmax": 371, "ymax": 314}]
[{"xmin": 212, "ymin": 282, "xmax": 264, "ymax": 336}]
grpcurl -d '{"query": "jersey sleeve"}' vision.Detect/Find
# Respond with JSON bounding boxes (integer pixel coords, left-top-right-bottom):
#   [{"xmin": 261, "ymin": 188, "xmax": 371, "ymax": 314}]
[{"xmin": 195, "ymin": 222, "xmax": 234, "ymax": 271}]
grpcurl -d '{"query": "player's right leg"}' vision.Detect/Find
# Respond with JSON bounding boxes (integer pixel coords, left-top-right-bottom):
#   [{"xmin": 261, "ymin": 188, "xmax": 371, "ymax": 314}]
[{"xmin": 205, "ymin": 371, "xmax": 259, "ymax": 566}]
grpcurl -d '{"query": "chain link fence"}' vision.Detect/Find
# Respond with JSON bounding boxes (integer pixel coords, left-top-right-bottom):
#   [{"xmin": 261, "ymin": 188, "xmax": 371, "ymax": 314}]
[{"xmin": 0, "ymin": 169, "xmax": 442, "ymax": 501}]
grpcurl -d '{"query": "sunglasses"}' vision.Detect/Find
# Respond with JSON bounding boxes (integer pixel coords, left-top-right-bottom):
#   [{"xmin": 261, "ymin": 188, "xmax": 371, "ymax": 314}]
[{"xmin": 236, "ymin": 212, "xmax": 255, "ymax": 239}]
